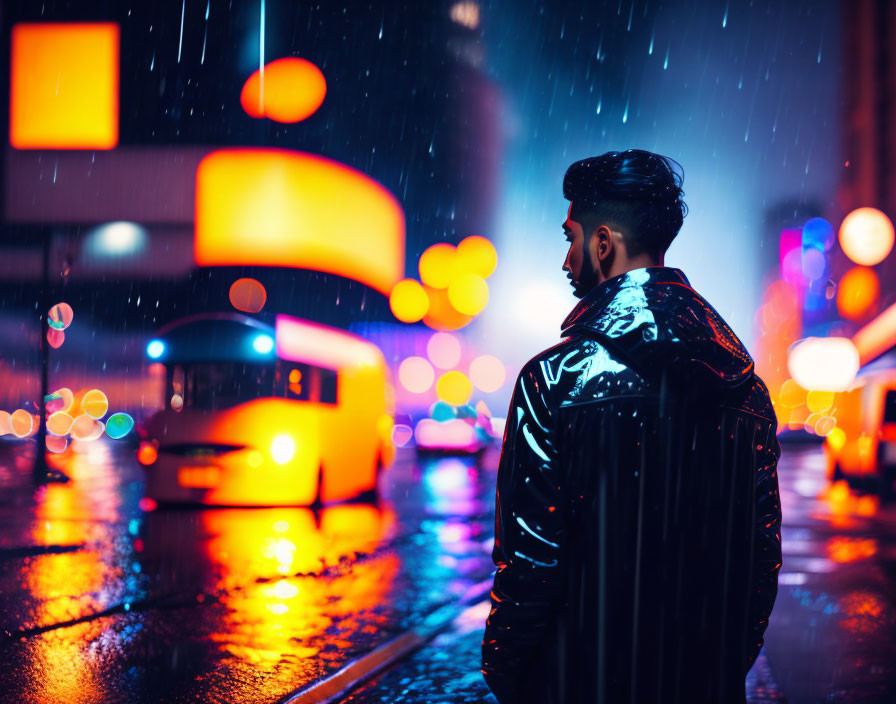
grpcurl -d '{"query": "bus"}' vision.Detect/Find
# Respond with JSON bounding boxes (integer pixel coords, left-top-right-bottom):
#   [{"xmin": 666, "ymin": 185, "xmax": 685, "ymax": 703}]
[
  {"xmin": 140, "ymin": 312, "xmax": 395, "ymax": 505},
  {"xmin": 824, "ymin": 368, "xmax": 896, "ymax": 499}
]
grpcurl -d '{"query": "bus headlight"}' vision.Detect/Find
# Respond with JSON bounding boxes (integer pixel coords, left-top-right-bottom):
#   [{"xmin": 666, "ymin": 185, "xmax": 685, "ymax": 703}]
[{"xmin": 270, "ymin": 435, "xmax": 296, "ymax": 464}]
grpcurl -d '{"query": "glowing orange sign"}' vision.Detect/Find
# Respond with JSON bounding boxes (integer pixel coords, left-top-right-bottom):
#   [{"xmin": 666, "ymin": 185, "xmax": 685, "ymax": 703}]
[
  {"xmin": 195, "ymin": 149, "xmax": 404, "ymax": 295},
  {"xmin": 10, "ymin": 23, "xmax": 119, "ymax": 149}
]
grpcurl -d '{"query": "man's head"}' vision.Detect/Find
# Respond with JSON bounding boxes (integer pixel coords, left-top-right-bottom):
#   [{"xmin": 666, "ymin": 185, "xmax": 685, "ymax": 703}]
[{"xmin": 562, "ymin": 149, "xmax": 688, "ymax": 298}]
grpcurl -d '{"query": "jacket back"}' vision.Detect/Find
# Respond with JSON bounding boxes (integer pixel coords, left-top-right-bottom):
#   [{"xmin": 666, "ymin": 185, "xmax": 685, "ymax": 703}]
[{"xmin": 482, "ymin": 267, "xmax": 782, "ymax": 704}]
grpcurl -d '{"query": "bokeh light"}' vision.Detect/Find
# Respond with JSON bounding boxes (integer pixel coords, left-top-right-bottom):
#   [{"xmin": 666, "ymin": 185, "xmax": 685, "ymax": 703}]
[
  {"xmin": 801, "ymin": 248, "xmax": 826, "ymax": 281},
  {"xmin": 10, "ymin": 408, "xmax": 33, "ymax": 438},
  {"xmin": 45, "ymin": 392, "xmax": 65, "ymax": 414},
  {"xmin": 389, "ymin": 279, "xmax": 429, "ymax": 323},
  {"xmin": 836, "ymin": 266, "xmax": 879, "ymax": 321},
  {"xmin": 137, "ymin": 442, "xmax": 158, "ymax": 466},
  {"xmin": 47, "ymin": 411, "xmax": 75, "ymax": 436},
  {"xmin": 0, "ymin": 410, "xmax": 11, "ymax": 436},
  {"xmin": 171, "ymin": 394, "xmax": 184, "ymax": 411},
  {"xmin": 435, "ymin": 370, "xmax": 473, "ymax": 405},
  {"xmin": 229, "ymin": 278, "xmax": 267, "ymax": 313},
  {"xmin": 814, "ymin": 416, "xmax": 837, "ymax": 436},
  {"xmin": 240, "ymin": 57, "xmax": 327, "ymax": 123},
  {"xmin": 802, "ymin": 217, "xmax": 835, "ymax": 251},
  {"xmin": 827, "ymin": 427, "xmax": 847, "ymax": 452},
  {"xmin": 147, "ymin": 339, "xmax": 165, "ymax": 359},
  {"xmin": 456, "ymin": 235, "xmax": 498, "ymax": 278},
  {"xmin": 806, "ymin": 390, "xmax": 835, "ymax": 413},
  {"xmin": 106, "ymin": 412, "xmax": 134, "ymax": 439},
  {"xmin": 391, "ymin": 424, "xmax": 413, "ymax": 447},
  {"xmin": 419, "ymin": 243, "xmax": 458, "ymax": 289},
  {"xmin": 427, "ymin": 332, "xmax": 462, "ymax": 369},
  {"xmin": 422, "ymin": 285, "xmax": 474, "ymax": 331},
  {"xmin": 47, "ymin": 329, "xmax": 65, "ymax": 349},
  {"xmin": 54, "ymin": 387, "xmax": 75, "ymax": 413},
  {"xmin": 838, "ymin": 207, "xmax": 895, "ymax": 266},
  {"xmin": 788, "ymin": 337, "xmax": 860, "ymax": 391},
  {"xmin": 447, "ymin": 272, "xmax": 489, "ymax": 315},
  {"xmin": 398, "ymin": 356, "xmax": 435, "ymax": 393},
  {"xmin": 469, "ymin": 355, "xmax": 506, "ymax": 392},
  {"xmin": 430, "ymin": 400, "xmax": 456, "ymax": 422},
  {"xmin": 778, "ymin": 379, "xmax": 807, "ymax": 407},
  {"xmin": 48, "ymin": 302, "xmax": 74, "ymax": 330},
  {"xmin": 81, "ymin": 389, "xmax": 109, "ymax": 419},
  {"xmin": 46, "ymin": 435, "xmax": 68, "ymax": 453},
  {"xmin": 71, "ymin": 413, "xmax": 104, "ymax": 441}
]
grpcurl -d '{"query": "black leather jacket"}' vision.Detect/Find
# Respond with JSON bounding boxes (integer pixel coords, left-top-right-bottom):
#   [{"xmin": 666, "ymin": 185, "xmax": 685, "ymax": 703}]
[{"xmin": 482, "ymin": 267, "xmax": 782, "ymax": 704}]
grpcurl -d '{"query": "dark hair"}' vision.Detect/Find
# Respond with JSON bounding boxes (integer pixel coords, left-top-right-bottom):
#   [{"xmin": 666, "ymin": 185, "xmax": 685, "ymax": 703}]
[{"xmin": 563, "ymin": 149, "xmax": 688, "ymax": 258}]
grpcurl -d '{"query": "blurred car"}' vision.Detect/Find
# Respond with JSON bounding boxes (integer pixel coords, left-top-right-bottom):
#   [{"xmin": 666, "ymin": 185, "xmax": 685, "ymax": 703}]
[
  {"xmin": 140, "ymin": 312, "xmax": 394, "ymax": 505},
  {"xmin": 824, "ymin": 368, "xmax": 896, "ymax": 498}
]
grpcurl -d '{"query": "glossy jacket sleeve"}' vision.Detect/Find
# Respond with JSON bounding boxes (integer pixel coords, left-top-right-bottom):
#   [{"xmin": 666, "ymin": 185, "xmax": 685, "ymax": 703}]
[
  {"xmin": 481, "ymin": 361, "xmax": 565, "ymax": 703},
  {"xmin": 745, "ymin": 423, "xmax": 782, "ymax": 673}
]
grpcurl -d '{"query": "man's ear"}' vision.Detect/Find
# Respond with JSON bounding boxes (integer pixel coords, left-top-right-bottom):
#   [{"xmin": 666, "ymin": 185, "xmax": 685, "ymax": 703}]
[{"xmin": 593, "ymin": 225, "xmax": 614, "ymax": 262}]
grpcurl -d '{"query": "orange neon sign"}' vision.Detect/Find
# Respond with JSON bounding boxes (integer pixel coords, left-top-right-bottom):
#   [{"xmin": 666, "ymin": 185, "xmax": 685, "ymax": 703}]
[
  {"xmin": 194, "ymin": 149, "xmax": 404, "ymax": 295},
  {"xmin": 10, "ymin": 23, "xmax": 119, "ymax": 149}
]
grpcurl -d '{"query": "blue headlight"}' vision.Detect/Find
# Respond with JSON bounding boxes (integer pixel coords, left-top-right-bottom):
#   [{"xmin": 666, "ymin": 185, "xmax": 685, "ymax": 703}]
[
  {"xmin": 252, "ymin": 334, "xmax": 275, "ymax": 354},
  {"xmin": 146, "ymin": 339, "xmax": 165, "ymax": 359}
]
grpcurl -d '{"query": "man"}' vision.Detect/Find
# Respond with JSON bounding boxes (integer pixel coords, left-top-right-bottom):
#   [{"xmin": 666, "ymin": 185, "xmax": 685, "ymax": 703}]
[{"xmin": 481, "ymin": 150, "xmax": 782, "ymax": 704}]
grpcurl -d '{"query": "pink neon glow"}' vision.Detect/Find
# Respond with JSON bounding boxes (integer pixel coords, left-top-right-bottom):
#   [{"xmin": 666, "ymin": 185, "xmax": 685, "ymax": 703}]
[
  {"xmin": 427, "ymin": 332, "xmax": 461, "ymax": 370},
  {"xmin": 779, "ymin": 228, "xmax": 803, "ymax": 287},
  {"xmin": 414, "ymin": 418, "xmax": 478, "ymax": 451},
  {"xmin": 275, "ymin": 314, "xmax": 383, "ymax": 370}
]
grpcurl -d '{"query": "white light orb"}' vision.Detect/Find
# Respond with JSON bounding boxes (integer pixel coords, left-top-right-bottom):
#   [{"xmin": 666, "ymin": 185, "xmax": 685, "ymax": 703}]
[{"xmin": 787, "ymin": 337, "xmax": 860, "ymax": 392}]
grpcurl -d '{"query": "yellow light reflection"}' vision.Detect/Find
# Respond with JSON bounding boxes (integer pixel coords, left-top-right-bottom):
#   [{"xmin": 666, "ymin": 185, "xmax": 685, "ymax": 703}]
[
  {"xmin": 23, "ymin": 448, "xmax": 122, "ymax": 703},
  {"xmin": 192, "ymin": 505, "xmax": 399, "ymax": 686}
]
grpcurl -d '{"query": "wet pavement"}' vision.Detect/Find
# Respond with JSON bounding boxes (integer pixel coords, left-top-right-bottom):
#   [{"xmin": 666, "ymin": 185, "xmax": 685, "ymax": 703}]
[
  {"xmin": 0, "ymin": 441, "xmax": 497, "ymax": 703},
  {"xmin": 763, "ymin": 445, "xmax": 896, "ymax": 704},
  {"xmin": 347, "ymin": 443, "xmax": 896, "ymax": 704},
  {"xmin": 0, "ymin": 440, "xmax": 894, "ymax": 703}
]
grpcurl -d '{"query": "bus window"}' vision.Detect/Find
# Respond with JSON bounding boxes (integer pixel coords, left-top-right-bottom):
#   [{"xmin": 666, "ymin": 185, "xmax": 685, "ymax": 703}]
[
  {"xmin": 280, "ymin": 363, "xmax": 337, "ymax": 404},
  {"xmin": 169, "ymin": 363, "xmax": 276, "ymax": 410}
]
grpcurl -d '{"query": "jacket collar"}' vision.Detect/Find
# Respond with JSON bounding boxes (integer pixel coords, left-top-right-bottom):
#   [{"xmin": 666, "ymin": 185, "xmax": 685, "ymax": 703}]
[{"xmin": 561, "ymin": 266, "xmax": 690, "ymax": 333}]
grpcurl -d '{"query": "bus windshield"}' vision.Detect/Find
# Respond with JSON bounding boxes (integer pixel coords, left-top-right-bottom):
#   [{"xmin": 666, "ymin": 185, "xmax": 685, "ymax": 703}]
[
  {"xmin": 167, "ymin": 361, "xmax": 338, "ymax": 410},
  {"xmin": 170, "ymin": 363, "xmax": 276, "ymax": 410}
]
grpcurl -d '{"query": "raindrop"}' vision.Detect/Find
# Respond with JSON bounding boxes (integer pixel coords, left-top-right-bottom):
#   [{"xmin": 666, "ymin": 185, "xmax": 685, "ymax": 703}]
[{"xmin": 177, "ymin": 0, "xmax": 185, "ymax": 63}]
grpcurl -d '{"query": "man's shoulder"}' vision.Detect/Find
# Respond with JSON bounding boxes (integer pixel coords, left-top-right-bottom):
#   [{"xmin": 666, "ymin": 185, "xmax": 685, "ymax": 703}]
[
  {"xmin": 520, "ymin": 335, "xmax": 594, "ymax": 374},
  {"xmin": 516, "ymin": 334, "xmax": 626, "ymax": 390}
]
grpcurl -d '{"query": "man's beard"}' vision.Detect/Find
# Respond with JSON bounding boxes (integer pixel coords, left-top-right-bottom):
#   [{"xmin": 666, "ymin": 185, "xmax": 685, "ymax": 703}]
[{"xmin": 570, "ymin": 233, "xmax": 599, "ymax": 298}]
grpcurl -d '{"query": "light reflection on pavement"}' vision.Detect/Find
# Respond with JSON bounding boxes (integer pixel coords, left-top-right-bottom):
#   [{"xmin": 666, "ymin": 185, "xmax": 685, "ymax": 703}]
[
  {"xmin": 0, "ymin": 441, "xmax": 497, "ymax": 704},
  {"xmin": 2, "ymin": 440, "xmax": 894, "ymax": 703},
  {"xmin": 758, "ymin": 444, "xmax": 896, "ymax": 704}
]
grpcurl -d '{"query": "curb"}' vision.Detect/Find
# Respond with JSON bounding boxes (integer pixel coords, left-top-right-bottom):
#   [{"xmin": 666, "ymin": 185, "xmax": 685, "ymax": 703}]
[{"xmin": 277, "ymin": 577, "xmax": 493, "ymax": 704}]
